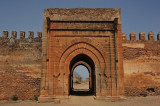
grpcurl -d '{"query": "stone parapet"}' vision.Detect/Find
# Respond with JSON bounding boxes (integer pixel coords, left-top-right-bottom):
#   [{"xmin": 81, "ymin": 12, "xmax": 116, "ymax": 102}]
[
  {"xmin": 0, "ymin": 31, "xmax": 42, "ymax": 46},
  {"xmin": 122, "ymin": 31, "xmax": 160, "ymax": 42}
]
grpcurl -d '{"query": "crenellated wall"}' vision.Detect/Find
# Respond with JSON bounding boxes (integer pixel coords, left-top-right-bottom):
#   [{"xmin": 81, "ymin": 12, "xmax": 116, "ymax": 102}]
[
  {"xmin": 122, "ymin": 31, "xmax": 160, "ymax": 41},
  {"xmin": 0, "ymin": 30, "xmax": 160, "ymax": 99},
  {"xmin": 0, "ymin": 30, "xmax": 42, "ymax": 100},
  {"xmin": 122, "ymin": 31, "xmax": 160, "ymax": 96},
  {"xmin": 0, "ymin": 30, "xmax": 42, "ymax": 42}
]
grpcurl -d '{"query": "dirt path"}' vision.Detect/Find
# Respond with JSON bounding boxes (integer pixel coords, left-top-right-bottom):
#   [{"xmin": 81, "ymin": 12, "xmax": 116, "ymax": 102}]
[
  {"xmin": 1, "ymin": 96, "xmax": 160, "ymax": 106},
  {"xmin": 73, "ymin": 82, "xmax": 89, "ymax": 89}
]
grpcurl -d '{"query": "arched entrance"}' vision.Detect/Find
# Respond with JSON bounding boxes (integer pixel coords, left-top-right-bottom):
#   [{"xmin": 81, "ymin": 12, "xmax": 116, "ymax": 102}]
[
  {"xmin": 58, "ymin": 42, "xmax": 105, "ymax": 97},
  {"xmin": 69, "ymin": 54, "xmax": 95, "ymax": 95}
]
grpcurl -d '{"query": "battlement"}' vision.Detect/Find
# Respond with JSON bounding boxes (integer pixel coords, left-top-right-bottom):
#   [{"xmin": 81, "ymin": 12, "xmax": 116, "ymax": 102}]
[
  {"xmin": 0, "ymin": 30, "xmax": 42, "ymax": 46},
  {"xmin": 122, "ymin": 31, "xmax": 160, "ymax": 49},
  {"xmin": 1, "ymin": 30, "xmax": 42, "ymax": 39},
  {"xmin": 122, "ymin": 31, "xmax": 160, "ymax": 41}
]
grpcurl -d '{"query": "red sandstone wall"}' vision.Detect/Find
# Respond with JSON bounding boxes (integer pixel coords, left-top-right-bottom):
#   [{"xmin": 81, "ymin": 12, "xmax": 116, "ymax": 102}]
[
  {"xmin": 0, "ymin": 31, "xmax": 42, "ymax": 100},
  {"xmin": 1, "ymin": 30, "xmax": 160, "ymax": 100},
  {"xmin": 123, "ymin": 32, "xmax": 160, "ymax": 96}
]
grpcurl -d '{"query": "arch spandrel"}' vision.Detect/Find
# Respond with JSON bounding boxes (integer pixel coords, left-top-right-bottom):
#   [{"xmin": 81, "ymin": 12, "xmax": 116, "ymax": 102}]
[
  {"xmin": 59, "ymin": 42, "xmax": 106, "ymax": 74},
  {"xmin": 61, "ymin": 48, "xmax": 100, "ymax": 74},
  {"xmin": 59, "ymin": 42, "xmax": 105, "ymax": 63}
]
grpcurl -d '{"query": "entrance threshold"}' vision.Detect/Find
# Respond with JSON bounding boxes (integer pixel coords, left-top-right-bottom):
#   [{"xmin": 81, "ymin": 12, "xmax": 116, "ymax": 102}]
[{"xmin": 70, "ymin": 89, "xmax": 93, "ymax": 96}]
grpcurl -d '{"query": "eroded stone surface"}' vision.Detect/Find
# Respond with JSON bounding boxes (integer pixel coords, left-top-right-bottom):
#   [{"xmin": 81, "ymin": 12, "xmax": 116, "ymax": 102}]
[
  {"xmin": 123, "ymin": 33, "xmax": 160, "ymax": 96},
  {"xmin": 0, "ymin": 32, "xmax": 42, "ymax": 100}
]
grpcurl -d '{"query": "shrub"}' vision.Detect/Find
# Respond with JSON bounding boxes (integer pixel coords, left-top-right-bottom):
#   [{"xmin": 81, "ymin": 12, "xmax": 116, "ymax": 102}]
[
  {"xmin": 12, "ymin": 95, "xmax": 18, "ymax": 101},
  {"xmin": 34, "ymin": 95, "xmax": 38, "ymax": 101},
  {"xmin": 140, "ymin": 93, "xmax": 147, "ymax": 97}
]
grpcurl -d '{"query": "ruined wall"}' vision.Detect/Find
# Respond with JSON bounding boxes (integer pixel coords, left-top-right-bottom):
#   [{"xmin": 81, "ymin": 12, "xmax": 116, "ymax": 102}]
[
  {"xmin": 0, "ymin": 31, "xmax": 42, "ymax": 100},
  {"xmin": 122, "ymin": 32, "xmax": 160, "ymax": 96}
]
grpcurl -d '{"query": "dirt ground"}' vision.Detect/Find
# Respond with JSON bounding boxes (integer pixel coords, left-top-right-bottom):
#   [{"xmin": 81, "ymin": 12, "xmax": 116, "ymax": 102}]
[
  {"xmin": 73, "ymin": 82, "xmax": 89, "ymax": 89},
  {"xmin": 1, "ymin": 96, "xmax": 160, "ymax": 106},
  {"xmin": 1, "ymin": 83, "xmax": 160, "ymax": 106}
]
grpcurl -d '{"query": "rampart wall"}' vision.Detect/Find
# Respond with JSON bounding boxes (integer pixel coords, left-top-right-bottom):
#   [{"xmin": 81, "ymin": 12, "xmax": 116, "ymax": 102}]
[
  {"xmin": 122, "ymin": 31, "xmax": 160, "ymax": 96},
  {"xmin": 0, "ymin": 30, "xmax": 160, "ymax": 100},
  {"xmin": 0, "ymin": 31, "xmax": 42, "ymax": 100}
]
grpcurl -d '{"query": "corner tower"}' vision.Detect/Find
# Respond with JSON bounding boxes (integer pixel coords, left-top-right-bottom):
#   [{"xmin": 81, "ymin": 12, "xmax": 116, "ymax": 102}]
[{"xmin": 39, "ymin": 8, "xmax": 124, "ymax": 101}]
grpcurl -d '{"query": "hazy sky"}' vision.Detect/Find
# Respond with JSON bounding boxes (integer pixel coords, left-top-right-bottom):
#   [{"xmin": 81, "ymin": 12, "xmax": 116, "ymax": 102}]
[{"xmin": 0, "ymin": 0, "xmax": 160, "ymax": 39}]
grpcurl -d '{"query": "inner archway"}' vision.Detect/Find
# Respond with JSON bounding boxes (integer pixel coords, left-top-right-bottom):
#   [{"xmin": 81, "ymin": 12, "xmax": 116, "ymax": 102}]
[
  {"xmin": 73, "ymin": 65, "xmax": 89, "ymax": 90},
  {"xmin": 69, "ymin": 54, "xmax": 95, "ymax": 95}
]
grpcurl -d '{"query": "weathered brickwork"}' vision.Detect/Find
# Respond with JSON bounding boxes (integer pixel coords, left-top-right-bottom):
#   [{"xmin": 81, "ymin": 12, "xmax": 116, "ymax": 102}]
[
  {"xmin": 122, "ymin": 32, "xmax": 160, "ymax": 96},
  {"xmin": 0, "ymin": 31, "xmax": 42, "ymax": 100}
]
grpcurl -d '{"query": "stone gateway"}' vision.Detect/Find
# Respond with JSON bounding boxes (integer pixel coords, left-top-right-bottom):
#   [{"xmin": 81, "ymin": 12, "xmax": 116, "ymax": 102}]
[{"xmin": 39, "ymin": 8, "xmax": 124, "ymax": 101}]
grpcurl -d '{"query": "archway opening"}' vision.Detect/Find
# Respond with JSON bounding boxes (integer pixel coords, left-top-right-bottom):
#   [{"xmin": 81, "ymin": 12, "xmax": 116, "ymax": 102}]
[
  {"xmin": 73, "ymin": 65, "xmax": 89, "ymax": 90},
  {"xmin": 69, "ymin": 54, "xmax": 95, "ymax": 96}
]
